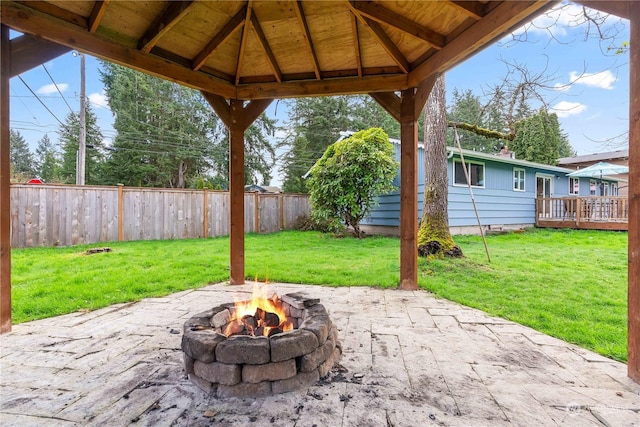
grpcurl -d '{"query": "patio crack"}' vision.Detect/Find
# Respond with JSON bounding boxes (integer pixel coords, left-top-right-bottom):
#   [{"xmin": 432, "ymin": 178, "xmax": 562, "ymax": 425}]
[
  {"xmin": 429, "ymin": 348, "xmax": 462, "ymax": 417},
  {"xmin": 470, "ymin": 364, "xmax": 510, "ymax": 422}
]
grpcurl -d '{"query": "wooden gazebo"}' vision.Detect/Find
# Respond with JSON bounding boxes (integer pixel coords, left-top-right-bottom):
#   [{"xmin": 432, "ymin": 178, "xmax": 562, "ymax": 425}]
[{"xmin": 1, "ymin": 1, "xmax": 638, "ymax": 382}]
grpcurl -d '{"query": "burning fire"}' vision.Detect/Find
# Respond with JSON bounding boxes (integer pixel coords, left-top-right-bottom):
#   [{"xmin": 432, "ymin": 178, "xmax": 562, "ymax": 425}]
[{"xmin": 223, "ymin": 285, "xmax": 294, "ymax": 337}]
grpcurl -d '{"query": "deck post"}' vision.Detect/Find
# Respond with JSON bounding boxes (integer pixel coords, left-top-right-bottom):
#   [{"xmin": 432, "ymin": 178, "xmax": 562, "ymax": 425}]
[
  {"xmin": 399, "ymin": 88, "xmax": 418, "ymax": 290},
  {"xmin": 0, "ymin": 25, "xmax": 11, "ymax": 333},
  {"xmin": 628, "ymin": 0, "xmax": 640, "ymax": 383}
]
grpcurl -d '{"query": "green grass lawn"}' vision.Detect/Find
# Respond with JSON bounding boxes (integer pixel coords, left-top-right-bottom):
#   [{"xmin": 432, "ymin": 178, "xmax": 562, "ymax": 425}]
[{"xmin": 11, "ymin": 228, "xmax": 627, "ymax": 362}]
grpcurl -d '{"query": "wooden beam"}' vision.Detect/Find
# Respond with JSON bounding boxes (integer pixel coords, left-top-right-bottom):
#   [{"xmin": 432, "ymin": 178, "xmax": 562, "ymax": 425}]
[
  {"xmin": 10, "ymin": 33, "xmax": 71, "ymax": 77},
  {"xmin": 351, "ymin": 1, "xmax": 445, "ymax": 49},
  {"xmin": 201, "ymin": 91, "xmax": 231, "ymax": 127},
  {"xmin": 628, "ymin": 0, "xmax": 640, "ymax": 384},
  {"xmin": 229, "ymin": 99, "xmax": 245, "ymax": 285},
  {"xmin": 399, "ymin": 88, "xmax": 418, "ymax": 291},
  {"xmin": 1, "ymin": 1, "xmax": 236, "ymax": 98},
  {"xmin": 24, "ymin": 1, "xmax": 88, "ymax": 27},
  {"xmin": 370, "ymin": 91, "xmax": 401, "ymax": 122},
  {"xmin": 239, "ymin": 98, "xmax": 273, "ymax": 130},
  {"xmin": 250, "ymin": 14, "xmax": 282, "ymax": 83},
  {"xmin": 358, "ymin": 16, "xmax": 410, "ymax": 73},
  {"xmin": 192, "ymin": 4, "xmax": 247, "ymax": 72},
  {"xmin": 88, "ymin": 0, "xmax": 110, "ymax": 33},
  {"xmin": 1, "ymin": 24, "xmax": 11, "ymax": 333},
  {"xmin": 408, "ymin": 1, "xmax": 555, "ymax": 87},
  {"xmin": 413, "ymin": 74, "xmax": 438, "ymax": 118},
  {"xmin": 293, "ymin": 1, "xmax": 322, "ymax": 80},
  {"xmin": 138, "ymin": 0, "xmax": 195, "ymax": 53},
  {"xmin": 575, "ymin": 1, "xmax": 630, "ymax": 19},
  {"xmin": 236, "ymin": 73, "xmax": 408, "ymax": 99},
  {"xmin": 448, "ymin": 1, "xmax": 486, "ymax": 20},
  {"xmin": 235, "ymin": 2, "xmax": 253, "ymax": 86},
  {"xmin": 350, "ymin": 13, "xmax": 363, "ymax": 77}
]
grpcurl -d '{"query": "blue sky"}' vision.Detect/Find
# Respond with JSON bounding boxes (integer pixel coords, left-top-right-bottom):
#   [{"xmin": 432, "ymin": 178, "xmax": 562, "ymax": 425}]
[{"xmin": 9, "ymin": 3, "xmax": 630, "ymax": 184}]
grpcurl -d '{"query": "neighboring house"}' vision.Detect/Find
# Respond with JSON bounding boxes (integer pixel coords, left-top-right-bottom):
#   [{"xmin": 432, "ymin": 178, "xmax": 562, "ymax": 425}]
[
  {"xmin": 362, "ymin": 139, "xmax": 620, "ymax": 235},
  {"xmin": 244, "ymin": 184, "xmax": 282, "ymax": 193},
  {"xmin": 558, "ymin": 149, "xmax": 629, "ymax": 197}
]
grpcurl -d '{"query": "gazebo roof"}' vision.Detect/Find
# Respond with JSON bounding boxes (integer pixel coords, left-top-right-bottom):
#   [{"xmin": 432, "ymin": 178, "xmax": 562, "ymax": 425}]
[{"xmin": 3, "ymin": 0, "xmax": 559, "ymax": 100}]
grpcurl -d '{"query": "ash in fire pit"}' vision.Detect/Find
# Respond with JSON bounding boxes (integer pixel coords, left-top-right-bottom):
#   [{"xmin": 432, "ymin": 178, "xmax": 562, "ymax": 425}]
[{"xmin": 181, "ymin": 289, "xmax": 342, "ymax": 398}]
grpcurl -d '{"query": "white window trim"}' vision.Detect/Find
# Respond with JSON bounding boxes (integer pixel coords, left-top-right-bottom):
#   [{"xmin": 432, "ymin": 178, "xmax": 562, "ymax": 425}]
[
  {"xmin": 453, "ymin": 160, "xmax": 485, "ymax": 188},
  {"xmin": 569, "ymin": 177, "xmax": 580, "ymax": 195},
  {"xmin": 589, "ymin": 179, "xmax": 597, "ymax": 195},
  {"xmin": 513, "ymin": 168, "xmax": 526, "ymax": 192}
]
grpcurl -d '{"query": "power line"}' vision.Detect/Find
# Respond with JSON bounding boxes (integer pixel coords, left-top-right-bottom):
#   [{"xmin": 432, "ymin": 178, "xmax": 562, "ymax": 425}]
[
  {"xmin": 17, "ymin": 75, "xmax": 65, "ymax": 127},
  {"xmin": 41, "ymin": 64, "xmax": 74, "ymax": 115}
]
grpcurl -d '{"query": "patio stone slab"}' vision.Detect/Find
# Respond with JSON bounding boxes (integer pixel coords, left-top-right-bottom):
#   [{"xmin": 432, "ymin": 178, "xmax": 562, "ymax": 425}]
[{"xmin": 1, "ymin": 282, "xmax": 639, "ymax": 426}]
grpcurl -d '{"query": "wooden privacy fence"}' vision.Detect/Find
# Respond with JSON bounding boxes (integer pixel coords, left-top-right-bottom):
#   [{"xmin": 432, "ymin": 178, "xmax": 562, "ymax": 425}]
[
  {"xmin": 535, "ymin": 196, "xmax": 629, "ymax": 231},
  {"xmin": 9, "ymin": 184, "xmax": 310, "ymax": 248}
]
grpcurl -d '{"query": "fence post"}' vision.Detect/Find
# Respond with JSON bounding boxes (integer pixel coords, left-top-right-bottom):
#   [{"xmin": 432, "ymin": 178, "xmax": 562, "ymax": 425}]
[
  {"xmin": 279, "ymin": 193, "xmax": 284, "ymax": 230},
  {"xmin": 254, "ymin": 192, "xmax": 259, "ymax": 233},
  {"xmin": 203, "ymin": 188, "xmax": 208, "ymax": 238},
  {"xmin": 117, "ymin": 184, "xmax": 124, "ymax": 241}
]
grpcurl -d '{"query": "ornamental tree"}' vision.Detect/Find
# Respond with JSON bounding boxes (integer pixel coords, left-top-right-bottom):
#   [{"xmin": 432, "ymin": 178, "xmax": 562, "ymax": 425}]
[{"xmin": 307, "ymin": 128, "xmax": 398, "ymax": 237}]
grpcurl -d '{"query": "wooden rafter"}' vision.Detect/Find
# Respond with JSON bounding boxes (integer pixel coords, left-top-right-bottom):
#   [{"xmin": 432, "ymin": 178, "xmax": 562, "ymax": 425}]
[
  {"xmin": 1, "ymin": 1, "xmax": 236, "ymax": 98},
  {"xmin": 358, "ymin": 16, "xmax": 410, "ymax": 73},
  {"xmin": 293, "ymin": 1, "xmax": 321, "ymax": 80},
  {"xmin": 351, "ymin": 13, "xmax": 363, "ymax": 77},
  {"xmin": 250, "ymin": 14, "xmax": 282, "ymax": 83},
  {"xmin": 408, "ymin": 1, "xmax": 555, "ymax": 86},
  {"xmin": 24, "ymin": 1, "xmax": 88, "ymax": 27},
  {"xmin": 138, "ymin": 0, "xmax": 195, "ymax": 53},
  {"xmin": 192, "ymin": 4, "xmax": 247, "ymax": 71},
  {"xmin": 413, "ymin": 74, "xmax": 438, "ymax": 117},
  {"xmin": 235, "ymin": 2, "xmax": 253, "ymax": 86},
  {"xmin": 351, "ymin": 1, "xmax": 445, "ymax": 49},
  {"xmin": 10, "ymin": 34, "xmax": 70, "ymax": 77},
  {"xmin": 88, "ymin": 0, "xmax": 110, "ymax": 33},
  {"xmin": 448, "ymin": 1, "xmax": 487, "ymax": 20},
  {"xmin": 201, "ymin": 91, "xmax": 231, "ymax": 126}
]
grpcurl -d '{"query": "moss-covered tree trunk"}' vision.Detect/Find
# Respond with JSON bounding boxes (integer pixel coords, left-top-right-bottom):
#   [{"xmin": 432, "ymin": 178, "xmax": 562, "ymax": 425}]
[{"xmin": 418, "ymin": 75, "xmax": 463, "ymax": 258}]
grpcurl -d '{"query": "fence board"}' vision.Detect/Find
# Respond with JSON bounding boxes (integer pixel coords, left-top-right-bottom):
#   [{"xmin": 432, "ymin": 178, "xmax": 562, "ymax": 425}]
[{"xmin": 9, "ymin": 185, "xmax": 309, "ymax": 248}]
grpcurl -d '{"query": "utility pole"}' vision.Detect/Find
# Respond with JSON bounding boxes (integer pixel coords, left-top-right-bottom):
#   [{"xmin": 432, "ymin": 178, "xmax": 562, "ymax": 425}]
[{"xmin": 76, "ymin": 52, "xmax": 86, "ymax": 185}]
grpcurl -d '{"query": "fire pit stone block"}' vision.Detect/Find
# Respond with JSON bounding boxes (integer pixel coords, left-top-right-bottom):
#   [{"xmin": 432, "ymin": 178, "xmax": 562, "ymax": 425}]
[
  {"xmin": 194, "ymin": 360, "xmax": 241, "ymax": 386},
  {"xmin": 217, "ymin": 381, "xmax": 272, "ymax": 398},
  {"xmin": 272, "ymin": 370, "xmax": 320, "ymax": 394},
  {"xmin": 215, "ymin": 335, "xmax": 270, "ymax": 365},
  {"xmin": 182, "ymin": 330, "xmax": 226, "ymax": 363},
  {"xmin": 270, "ymin": 329, "xmax": 319, "ymax": 362},
  {"xmin": 242, "ymin": 359, "xmax": 297, "ymax": 383},
  {"xmin": 298, "ymin": 338, "xmax": 335, "ymax": 373}
]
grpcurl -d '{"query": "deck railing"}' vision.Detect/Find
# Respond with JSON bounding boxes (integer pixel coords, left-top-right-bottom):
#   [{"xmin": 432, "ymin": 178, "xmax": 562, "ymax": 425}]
[{"xmin": 535, "ymin": 196, "xmax": 628, "ymax": 231}]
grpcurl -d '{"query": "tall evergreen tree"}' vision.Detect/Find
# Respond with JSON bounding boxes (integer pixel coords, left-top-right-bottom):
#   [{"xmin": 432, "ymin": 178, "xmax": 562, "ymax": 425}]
[
  {"xmin": 9, "ymin": 129, "xmax": 35, "ymax": 177},
  {"xmin": 58, "ymin": 105, "xmax": 105, "ymax": 184},
  {"xmin": 511, "ymin": 108, "xmax": 574, "ymax": 164},
  {"xmin": 34, "ymin": 134, "xmax": 61, "ymax": 182}
]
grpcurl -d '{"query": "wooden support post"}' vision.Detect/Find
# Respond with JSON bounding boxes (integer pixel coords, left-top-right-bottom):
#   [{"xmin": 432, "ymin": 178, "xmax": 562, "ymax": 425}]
[
  {"xmin": 1, "ymin": 25, "xmax": 11, "ymax": 333},
  {"xmin": 628, "ymin": 0, "xmax": 640, "ymax": 383},
  {"xmin": 229, "ymin": 99, "xmax": 245, "ymax": 285},
  {"xmin": 117, "ymin": 184, "xmax": 124, "ymax": 241},
  {"xmin": 203, "ymin": 188, "xmax": 209, "ymax": 238},
  {"xmin": 399, "ymin": 88, "xmax": 418, "ymax": 291}
]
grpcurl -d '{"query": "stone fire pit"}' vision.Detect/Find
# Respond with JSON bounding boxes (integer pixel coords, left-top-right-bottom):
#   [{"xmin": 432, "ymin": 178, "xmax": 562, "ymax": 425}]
[{"xmin": 181, "ymin": 292, "xmax": 342, "ymax": 398}]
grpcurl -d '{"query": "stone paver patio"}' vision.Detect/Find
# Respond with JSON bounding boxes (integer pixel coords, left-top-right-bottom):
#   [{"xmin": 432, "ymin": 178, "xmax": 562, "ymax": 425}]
[{"xmin": 1, "ymin": 282, "xmax": 639, "ymax": 426}]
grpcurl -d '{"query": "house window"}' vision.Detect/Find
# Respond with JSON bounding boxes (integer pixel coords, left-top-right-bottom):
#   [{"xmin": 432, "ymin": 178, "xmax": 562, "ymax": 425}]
[
  {"xmin": 569, "ymin": 177, "xmax": 579, "ymax": 195},
  {"xmin": 513, "ymin": 168, "xmax": 525, "ymax": 191},
  {"xmin": 590, "ymin": 180, "xmax": 597, "ymax": 195},
  {"xmin": 454, "ymin": 160, "xmax": 484, "ymax": 187}
]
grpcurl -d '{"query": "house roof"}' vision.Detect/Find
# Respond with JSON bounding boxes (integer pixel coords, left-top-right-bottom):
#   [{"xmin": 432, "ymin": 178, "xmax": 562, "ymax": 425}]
[
  {"xmin": 558, "ymin": 149, "xmax": 630, "ymax": 165},
  {"xmin": 2, "ymin": 1, "xmax": 558, "ymax": 100}
]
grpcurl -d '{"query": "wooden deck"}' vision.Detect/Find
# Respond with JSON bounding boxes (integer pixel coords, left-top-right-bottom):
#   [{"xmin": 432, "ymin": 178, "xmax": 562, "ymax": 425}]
[{"xmin": 536, "ymin": 196, "xmax": 629, "ymax": 231}]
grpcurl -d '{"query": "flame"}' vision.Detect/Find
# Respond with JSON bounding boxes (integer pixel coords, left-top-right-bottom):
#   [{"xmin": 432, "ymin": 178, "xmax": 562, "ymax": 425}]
[{"xmin": 223, "ymin": 284, "xmax": 294, "ymax": 337}]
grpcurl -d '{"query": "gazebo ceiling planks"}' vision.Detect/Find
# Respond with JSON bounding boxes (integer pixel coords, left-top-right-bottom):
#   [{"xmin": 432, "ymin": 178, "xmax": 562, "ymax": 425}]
[{"xmin": 1, "ymin": 0, "xmax": 555, "ymax": 100}]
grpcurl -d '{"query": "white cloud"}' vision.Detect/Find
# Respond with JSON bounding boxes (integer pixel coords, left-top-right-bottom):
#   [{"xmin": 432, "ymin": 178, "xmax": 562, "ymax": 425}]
[
  {"xmin": 568, "ymin": 70, "xmax": 616, "ymax": 89},
  {"xmin": 36, "ymin": 83, "xmax": 68, "ymax": 95},
  {"xmin": 88, "ymin": 92, "xmax": 109, "ymax": 109},
  {"xmin": 551, "ymin": 101, "xmax": 587, "ymax": 118}
]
